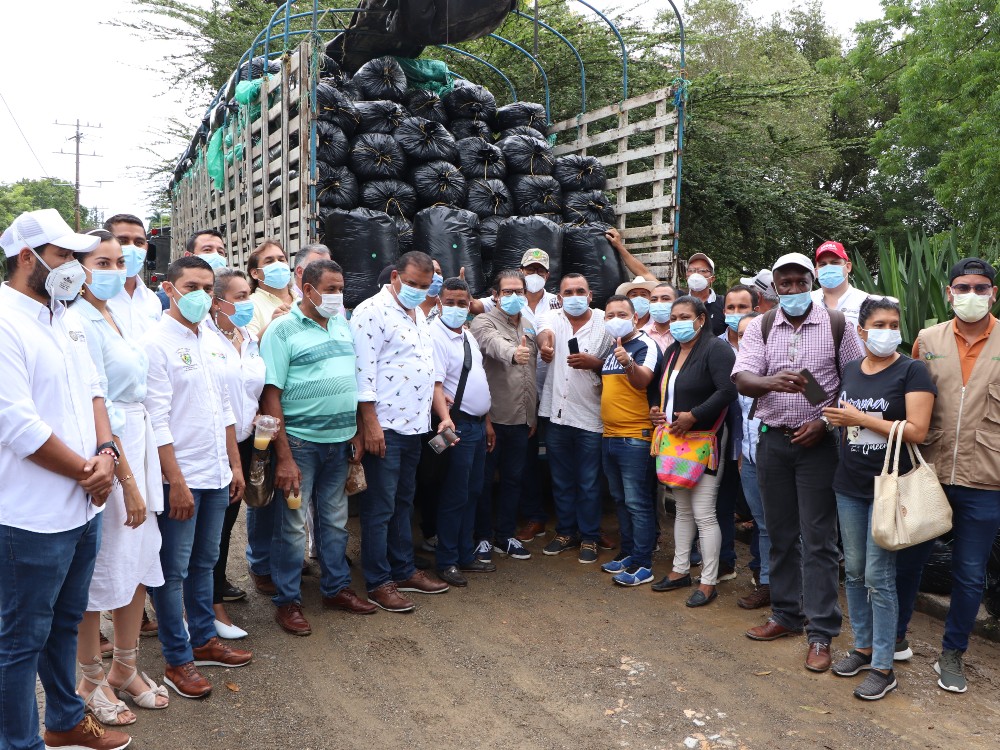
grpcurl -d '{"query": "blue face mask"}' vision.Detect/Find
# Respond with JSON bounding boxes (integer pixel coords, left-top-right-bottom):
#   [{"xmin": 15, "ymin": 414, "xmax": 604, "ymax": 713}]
[
  {"xmin": 561, "ymin": 296, "xmax": 589, "ymax": 317},
  {"xmin": 121, "ymin": 245, "xmax": 146, "ymax": 278},
  {"xmin": 427, "ymin": 273, "xmax": 443, "ymax": 298},
  {"xmin": 200, "ymin": 252, "xmax": 227, "ymax": 271},
  {"xmin": 779, "ymin": 291, "xmax": 813, "ymax": 317},
  {"xmin": 630, "ymin": 296, "xmax": 650, "ymax": 318},
  {"xmin": 174, "ymin": 289, "xmax": 213, "ymax": 324},
  {"xmin": 649, "ymin": 301, "xmax": 673, "ymax": 323},
  {"xmin": 670, "ymin": 319, "xmax": 698, "ymax": 343},
  {"xmin": 725, "ymin": 313, "xmax": 746, "ymax": 332},
  {"xmin": 396, "ymin": 280, "xmax": 428, "ymax": 310},
  {"xmin": 261, "ymin": 261, "xmax": 291, "ymax": 289},
  {"xmin": 440, "ymin": 305, "xmax": 469, "ymax": 329},
  {"xmin": 500, "ymin": 293, "xmax": 527, "ymax": 316},
  {"xmin": 817, "ymin": 264, "xmax": 845, "ymax": 289},
  {"xmin": 87, "ymin": 270, "xmax": 127, "ymax": 301},
  {"xmin": 222, "ymin": 299, "xmax": 255, "ymax": 328}
]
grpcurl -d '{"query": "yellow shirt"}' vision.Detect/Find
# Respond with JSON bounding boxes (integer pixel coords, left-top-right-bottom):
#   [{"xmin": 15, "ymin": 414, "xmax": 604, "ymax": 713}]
[
  {"xmin": 600, "ymin": 332, "xmax": 661, "ymax": 439},
  {"xmin": 248, "ymin": 286, "xmax": 299, "ymax": 339}
]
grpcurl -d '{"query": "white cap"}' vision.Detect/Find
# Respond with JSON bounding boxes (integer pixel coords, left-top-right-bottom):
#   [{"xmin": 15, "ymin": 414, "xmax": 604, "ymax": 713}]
[
  {"xmin": 687, "ymin": 252, "xmax": 715, "ymax": 272},
  {"xmin": 0, "ymin": 209, "xmax": 100, "ymax": 258},
  {"xmin": 740, "ymin": 269, "xmax": 777, "ymax": 299},
  {"xmin": 771, "ymin": 252, "xmax": 814, "ymax": 275},
  {"xmin": 615, "ymin": 276, "xmax": 659, "ymax": 296}
]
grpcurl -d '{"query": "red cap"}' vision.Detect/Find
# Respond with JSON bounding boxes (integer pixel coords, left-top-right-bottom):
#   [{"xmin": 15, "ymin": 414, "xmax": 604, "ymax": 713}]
[{"xmin": 815, "ymin": 240, "xmax": 847, "ymax": 261}]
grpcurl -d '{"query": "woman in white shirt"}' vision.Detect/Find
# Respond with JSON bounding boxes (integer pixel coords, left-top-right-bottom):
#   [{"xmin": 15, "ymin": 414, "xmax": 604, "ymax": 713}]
[
  {"xmin": 207, "ymin": 269, "xmax": 267, "ymax": 638},
  {"xmin": 246, "ymin": 239, "xmax": 297, "ymax": 339},
  {"xmin": 72, "ymin": 230, "xmax": 168, "ymax": 725}
]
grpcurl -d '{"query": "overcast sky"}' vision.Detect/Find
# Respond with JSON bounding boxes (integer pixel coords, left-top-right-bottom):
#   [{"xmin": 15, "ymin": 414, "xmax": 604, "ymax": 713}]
[{"xmin": 1, "ymin": 1, "xmax": 883, "ymax": 226}]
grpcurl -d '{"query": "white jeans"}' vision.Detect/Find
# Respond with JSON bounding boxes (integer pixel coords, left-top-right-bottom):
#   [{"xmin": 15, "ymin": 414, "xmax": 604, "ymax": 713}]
[{"xmin": 671, "ymin": 462, "xmax": 723, "ymax": 585}]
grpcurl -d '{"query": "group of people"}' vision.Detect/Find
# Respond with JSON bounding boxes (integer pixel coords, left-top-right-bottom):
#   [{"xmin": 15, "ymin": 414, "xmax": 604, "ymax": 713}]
[{"xmin": 2, "ymin": 206, "xmax": 999, "ymax": 750}]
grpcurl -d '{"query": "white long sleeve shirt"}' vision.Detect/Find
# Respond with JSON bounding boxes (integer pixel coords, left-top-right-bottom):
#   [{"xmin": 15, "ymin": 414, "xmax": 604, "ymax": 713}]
[
  {"xmin": 107, "ymin": 277, "xmax": 163, "ymax": 339},
  {"xmin": 142, "ymin": 315, "xmax": 235, "ymax": 490},
  {"xmin": 0, "ymin": 284, "xmax": 104, "ymax": 532}
]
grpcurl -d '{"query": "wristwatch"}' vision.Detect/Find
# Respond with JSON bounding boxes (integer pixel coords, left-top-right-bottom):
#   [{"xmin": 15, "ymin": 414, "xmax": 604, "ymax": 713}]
[
  {"xmin": 819, "ymin": 416, "xmax": 835, "ymax": 432},
  {"xmin": 96, "ymin": 441, "xmax": 121, "ymax": 461}
]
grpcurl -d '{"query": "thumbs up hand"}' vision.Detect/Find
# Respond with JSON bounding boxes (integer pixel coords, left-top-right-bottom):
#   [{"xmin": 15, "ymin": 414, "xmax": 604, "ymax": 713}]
[
  {"xmin": 514, "ymin": 334, "xmax": 532, "ymax": 365},
  {"xmin": 613, "ymin": 337, "xmax": 631, "ymax": 367}
]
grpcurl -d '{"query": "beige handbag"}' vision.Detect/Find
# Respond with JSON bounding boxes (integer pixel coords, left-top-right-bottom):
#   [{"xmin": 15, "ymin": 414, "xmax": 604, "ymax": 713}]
[{"xmin": 872, "ymin": 420, "xmax": 952, "ymax": 551}]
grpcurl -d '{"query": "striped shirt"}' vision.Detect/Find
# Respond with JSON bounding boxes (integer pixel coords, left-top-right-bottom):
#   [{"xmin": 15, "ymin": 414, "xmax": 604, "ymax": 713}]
[{"xmin": 260, "ymin": 304, "xmax": 358, "ymax": 443}]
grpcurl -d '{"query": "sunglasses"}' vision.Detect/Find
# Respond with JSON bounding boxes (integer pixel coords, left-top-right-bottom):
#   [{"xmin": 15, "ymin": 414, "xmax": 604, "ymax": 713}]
[{"xmin": 950, "ymin": 284, "xmax": 993, "ymax": 295}]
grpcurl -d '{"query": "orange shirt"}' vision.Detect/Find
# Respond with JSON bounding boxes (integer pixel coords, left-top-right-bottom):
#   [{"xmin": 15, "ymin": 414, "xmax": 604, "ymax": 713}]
[{"xmin": 914, "ymin": 316, "xmax": 997, "ymax": 385}]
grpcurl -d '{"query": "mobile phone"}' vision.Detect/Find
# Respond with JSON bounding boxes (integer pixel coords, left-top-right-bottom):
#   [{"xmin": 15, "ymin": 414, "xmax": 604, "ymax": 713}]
[
  {"xmin": 799, "ymin": 368, "xmax": 828, "ymax": 406},
  {"xmin": 429, "ymin": 427, "xmax": 459, "ymax": 454},
  {"xmin": 567, "ymin": 337, "xmax": 580, "ymax": 355}
]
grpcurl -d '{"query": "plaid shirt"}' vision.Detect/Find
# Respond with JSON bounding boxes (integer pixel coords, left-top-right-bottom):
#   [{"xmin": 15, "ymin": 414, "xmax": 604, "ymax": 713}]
[{"xmin": 731, "ymin": 304, "xmax": 864, "ymax": 428}]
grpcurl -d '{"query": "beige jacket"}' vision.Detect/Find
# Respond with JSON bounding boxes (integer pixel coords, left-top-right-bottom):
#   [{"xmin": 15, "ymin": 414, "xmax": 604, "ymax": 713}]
[{"xmin": 916, "ymin": 319, "xmax": 1000, "ymax": 489}]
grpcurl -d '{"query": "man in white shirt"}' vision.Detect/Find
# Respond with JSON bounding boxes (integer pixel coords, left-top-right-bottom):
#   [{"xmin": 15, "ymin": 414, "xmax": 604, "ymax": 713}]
[
  {"xmin": 143, "ymin": 256, "xmax": 250, "ymax": 700},
  {"xmin": 811, "ymin": 240, "xmax": 869, "ymax": 327},
  {"xmin": 0, "ymin": 210, "xmax": 129, "ymax": 750},
  {"xmin": 183, "ymin": 229, "xmax": 228, "ymax": 268},
  {"xmin": 351, "ymin": 251, "xmax": 450, "ymax": 613},
  {"xmin": 536, "ymin": 273, "xmax": 614, "ymax": 563},
  {"xmin": 105, "ymin": 213, "xmax": 162, "ymax": 339}
]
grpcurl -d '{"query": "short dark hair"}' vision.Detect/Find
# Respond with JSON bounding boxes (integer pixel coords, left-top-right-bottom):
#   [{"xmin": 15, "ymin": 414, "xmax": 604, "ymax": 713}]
[
  {"xmin": 858, "ymin": 296, "xmax": 901, "ymax": 327},
  {"xmin": 246, "ymin": 239, "xmax": 285, "ymax": 291},
  {"xmin": 213, "ymin": 268, "xmax": 248, "ymax": 298},
  {"xmin": 167, "ymin": 254, "xmax": 213, "ymax": 284},
  {"xmin": 104, "ymin": 214, "xmax": 144, "ymax": 231},
  {"xmin": 441, "ymin": 277, "xmax": 470, "ymax": 295},
  {"xmin": 671, "ymin": 294, "xmax": 708, "ymax": 320},
  {"xmin": 605, "ymin": 293, "xmax": 634, "ymax": 312},
  {"xmin": 75, "ymin": 229, "xmax": 115, "ymax": 263},
  {"xmin": 725, "ymin": 283, "xmax": 759, "ymax": 309},
  {"xmin": 396, "ymin": 251, "xmax": 434, "ymax": 276},
  {"xmin": 185, "ymin": 229, "xmax": 224, "ymax": 254},
  {"xmin": 653, "ymin": 282, "xmax": 678, "ymax": 295},
  {"xmin": 302, "ymin": 259, "xmax": 343, "ymax": 290},
  {"xmin": 494, "ymin": 269, "xmax": 526, "ymax": 291},
  {"xmin": 559, "ymin": 272, "xmax": 588, "ymax": 290}
]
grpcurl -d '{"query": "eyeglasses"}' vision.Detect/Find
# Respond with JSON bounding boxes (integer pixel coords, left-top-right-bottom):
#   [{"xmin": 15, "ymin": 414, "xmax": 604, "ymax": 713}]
[
  {"xmin": 950, "ymin": 284, "xmax": 993, "ymax": 295},
  {"xmin": 867, "ymin": 294, "xmax": 900, "ymax": 303},
  {"xmin": 498, "ymin": 289, "xmax": 526, "ymax": 297}
]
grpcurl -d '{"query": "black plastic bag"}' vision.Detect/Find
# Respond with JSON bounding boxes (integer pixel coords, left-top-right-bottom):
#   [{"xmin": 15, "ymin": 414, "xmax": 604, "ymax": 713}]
[
  {"xmin": 348, "ymin": 132, "xmax": 407, "ymax": 180},
  {"xmin": 508, "ymin": 175, "xmax": 563, "ymax": 216},
  {"xmin": 413, "ymin": 206, "xmax": 485, "ymax": 295},
  {"xmin": 457, "ymin": 137, "xmax": 506, "ymax": 180},
  {"xmin": 497, "ymin": 126, "xmax": 547, "ymax": 143},
  {"xmin": 316, "ymin": 164, "xmax": 359, "ymax": 210},
  {"xmin": 496, "ymin": 102, "xmax": 548, "ymax": 134},
  {"xmin": 494, "ymin": 216, "xmax": 563, "ymax": 284},
  {"xmin": 315, "ymin": 121, "xmax": 349, "ymax": 167},
  {"xmin": 394, "ymin": 216, "xmax": 414, "ymax": 254},
  {"xmin": 443, "ymin": 83, "xmax": 497, "ymax": 124},
  {"xmin": 411, "ymin": 160, "xmax": 468, "ymax": 208},
  {"xmin": 316, "ymin": 82, "xmax": 360, "ymax": 134},
  {"xmin": 450, "ymin": 118, "xmax": 493, "ymax": 141},
  {"xmin": 393, "ymin": 117, "xmax": 459, "ymax": 164},
  {"xmin": 465, "ymin": 179, "xmax": 512, "ymax": 219},
  {"xmin": 404, "ymin": 89, "xmax": 448, "ymax": 125},
  {"xmin": 355, "ymin": 100, "xmax": 407, "ymax": 134},
  {"xmin": 318, "ymin": 54, "xmax": 343, "ymax": 80},
  {"xmin": 478, "ymin": 215, "xmax": 505, "ymax": 284},
  {"xmin": 553, "ymin": 154, "xmax": 607, "ymax": 192},
  {"xmin": 563, "ymin": 190, "xmax": 615, "ymax": 225},
  {"xmin": 500, "ymin": 135, "xmax": 555, "ymax": 176},
  {"xmin": 562, "ymin": 222, "xmax": 624, "ymax": 309},
  {"xmin": 353, "ymin": 56, "xmax": 408, "ymax": 102},
  {"xmin": 361, "ymin": 179, "xmax": 417, "ymax": 219},
  {"xmin": 237, "ymin": 56, "xmax": 281, "ymax": 82},
  {"xmin": 919, "ymin": 538, "xmax": 954, "ymax": 595},
  {"xmin": 322, "ymin": 208, "xmax": 400, "ymax": 309}
]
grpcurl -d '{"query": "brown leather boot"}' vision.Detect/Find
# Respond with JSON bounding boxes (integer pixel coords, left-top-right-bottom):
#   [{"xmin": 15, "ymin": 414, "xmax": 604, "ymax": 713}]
[
  {"xmin": 274, "ymin": 603, "xmax": 312, "ymax": 636},
  {"xmin": 43, "ymin": 714, "xmax": 131, "ymax": 749},
  {"xmin": 737, "ymin": 584, "xmax": 771, "ymax": 610}
]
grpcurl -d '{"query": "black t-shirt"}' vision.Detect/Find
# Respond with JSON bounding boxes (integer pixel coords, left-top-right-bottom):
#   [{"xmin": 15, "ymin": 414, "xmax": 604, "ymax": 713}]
[{"xmin": 832, "ymin": 355, "xmax": 937, "ymax": 499}]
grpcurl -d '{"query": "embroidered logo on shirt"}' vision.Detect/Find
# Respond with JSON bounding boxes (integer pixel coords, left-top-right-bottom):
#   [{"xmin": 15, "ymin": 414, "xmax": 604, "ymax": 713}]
[
  {"xmin": 67, "ymin": 330, "xmax": 85, "ymax": 342},
  {"xmin": 923, "ymin": 352, "xmax": 945, "ymax": 360},
  {"xmin": 177, "ymin": 348, "xmax": 197, "ymax": 370}
]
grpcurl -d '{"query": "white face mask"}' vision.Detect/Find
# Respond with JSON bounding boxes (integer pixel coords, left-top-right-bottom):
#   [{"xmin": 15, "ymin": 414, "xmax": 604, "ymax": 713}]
[
  {"xmin": 524, "ymin": 273, "xmax": 546, "ymax": 294},
  {"xmin": 312, "ymin": 291, "xmax": 343, "ymax": 318},
  {"xmin": 687, "ymin": 273, "xmax": 709, "ymax": 292},
  {"xmin": 952, "ymin": 292, "xmax": 992, "ymax": 323},
  {"xmin": 33, "ymin": 249, "xmax": 87, "ymax": 303},
  {"xmin": 863, "ymin": 328, "xmax": 902, "ymax": 358}
]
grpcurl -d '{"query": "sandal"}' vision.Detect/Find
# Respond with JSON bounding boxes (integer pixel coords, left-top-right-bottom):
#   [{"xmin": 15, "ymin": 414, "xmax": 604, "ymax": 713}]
[
  {"xmin": 108, "ymin": 644, "xmax": 169, "ymax": 710},
  {"xmin": 78, "ymin": 657, "xmax": 136, "ymax": 726}
]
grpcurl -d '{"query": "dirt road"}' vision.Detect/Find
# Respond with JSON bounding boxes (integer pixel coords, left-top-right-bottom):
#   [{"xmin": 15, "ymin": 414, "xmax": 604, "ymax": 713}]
[{"xmin": 120, "ymin": 515, "xmax": 1000, "ymax": 750}]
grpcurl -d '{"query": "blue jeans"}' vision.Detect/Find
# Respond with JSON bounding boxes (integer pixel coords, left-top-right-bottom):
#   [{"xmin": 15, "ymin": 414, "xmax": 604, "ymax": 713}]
[
  {"xmin": 837, "ymin": 493, "xmax": 897, "ymax": 670},
  {"xmin": 602, "ymin": 437, "xmax": 656, "ymax": 567},
  {"xmin": 272, "ymin": 438, "xmax": 351, "ymax": 605},
  {"xmin": 895, "ymin": 485, "xmax": 1000, "ymax": 652},
  {"xmin": 436, "ymin": 418, "xmax": 487, "ymax": 568},
  {"xmin": 740, "ymin": 460, "xmax": 769, "ymax": 585},
  {"xmin": 359, "ymin": 429, "xmax": 422, "ymax": 591},
  {"xmin": 245, "ymin": 502, "xmax": 274, "ymax": 577},
  {"xmin": 0, "ymin": 517, "xmax": 101, "ymax": 749},
  {"xmin": 520, "ymin": 417, "xmax": 548, "ymax": 524},
  {"xmin": 546, "ymin": 422, "xmax": 602, "ymax": 542},
  {"xmin": 716, "ymin": 456, "xmax": 740, "ymax": 568},
  {"xmin": 150, "ymin": 485, "xmax": 229, "ymax": 666},
  {"xmin": 474, "ymin": 423, "xmax": 529, "ymax": 543}
]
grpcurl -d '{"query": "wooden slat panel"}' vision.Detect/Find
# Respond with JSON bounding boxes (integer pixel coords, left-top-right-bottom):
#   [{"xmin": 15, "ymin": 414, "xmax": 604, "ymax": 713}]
[
  {"xmin": 605, "ymin": 166, "xmax": 677, "ymax": 189},
  {"xmin": 551, "ymin": 112, "xmax": 677, "ymax": 153},
  {"xmin": 547, "ymin": 87, "xmax": 674, "ymax": 133},
  {"xmin": 618, "ymin": 195, "xmax": 676, "ymax": 214}
]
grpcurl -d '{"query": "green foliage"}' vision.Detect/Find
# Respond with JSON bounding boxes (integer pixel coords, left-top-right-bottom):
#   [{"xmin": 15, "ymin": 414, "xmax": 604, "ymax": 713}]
[{"xmin": 0, "ymin": 178, "xmax": 89, "ymax": 233}]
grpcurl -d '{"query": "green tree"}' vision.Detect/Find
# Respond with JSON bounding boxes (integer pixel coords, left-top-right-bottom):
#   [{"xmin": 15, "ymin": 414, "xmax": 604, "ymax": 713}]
[{"xmin": 0, "ymin": 178, "xmax": 88, "ymax": 232}]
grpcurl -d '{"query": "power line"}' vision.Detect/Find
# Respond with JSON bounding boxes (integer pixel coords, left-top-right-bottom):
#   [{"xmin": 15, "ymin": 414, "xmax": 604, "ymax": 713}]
[{"xmin": 0, "ymin": 90, "xmax": 49, "ymax": 177}]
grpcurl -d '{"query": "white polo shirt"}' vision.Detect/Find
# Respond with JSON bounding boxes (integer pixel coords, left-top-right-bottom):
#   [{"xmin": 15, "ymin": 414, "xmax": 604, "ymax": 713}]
[
  {"xmin": 811, "ymin": 285, "xmax": 870, "ymax": 328},
  {"xmin": 107, "ymin": 277, "xmax": 162, "ymax": 339},
  {"xmin": 0, "ymin": 284, "xmax": 104, "ymax": 533},
  {"xmin": 206, "ymin": 320, "xmax": 267, "ymax": 443},
  {"xmin": 430, "ymin": 319, "xmax": 492, "ymax": 419},
  {"xmin": 142, "ymin": 315, "xmax": 236, "ymax": 490}
]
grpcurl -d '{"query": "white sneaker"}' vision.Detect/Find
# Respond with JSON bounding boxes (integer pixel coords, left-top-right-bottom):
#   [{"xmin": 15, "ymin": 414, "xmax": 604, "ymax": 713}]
[{"xmin": 214, "ymin": 619, "xmax": 249, "ymax": 640}]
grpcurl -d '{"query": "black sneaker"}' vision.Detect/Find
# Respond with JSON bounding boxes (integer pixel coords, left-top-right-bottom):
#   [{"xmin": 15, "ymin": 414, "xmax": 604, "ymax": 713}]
[
  {"xmin": 832, "ymin": 650, "xmax": 873, "ymax": 677},
  {"xmin": 542, "ymin": 535, "xmax": 580, "ymax": 556},
  {"xmin": 578, "ymin": 542, "xmax": 599, "ymax": 564},
  {"xmin": 220, "ymin": 581, "xmax": 247, "ymax": 602},
  {"xmin": 853, "ymin": 670, "xmax": 897, "ymax": 701}
]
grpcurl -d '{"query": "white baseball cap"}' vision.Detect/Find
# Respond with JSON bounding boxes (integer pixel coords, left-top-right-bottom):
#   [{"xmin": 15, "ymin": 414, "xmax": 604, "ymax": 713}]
[
  {"xmin": 771, "ymin": 252, "xmax": 814, "ymax": 275},
  {"xmin": 740, "ymin": 269, "xmax": 777, "ymax": 299},
  {"xmin": 0, "ymin": 209, "xmax": 100, "ymax": 258}
]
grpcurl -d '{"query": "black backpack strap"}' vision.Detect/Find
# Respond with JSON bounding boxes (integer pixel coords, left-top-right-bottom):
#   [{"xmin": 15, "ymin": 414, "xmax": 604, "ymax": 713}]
[
  {"xmin": 828, "ymin": 309, "xmax": 846, "ymax": 379},
  {"xmin": 747, "ymin": 309, "xmax": 779, "ymax": 421}
]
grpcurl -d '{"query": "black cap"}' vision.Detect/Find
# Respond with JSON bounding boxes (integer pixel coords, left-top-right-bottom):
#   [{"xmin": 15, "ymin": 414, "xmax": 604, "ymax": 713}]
[
  {"xmin": 376, "ymin": 264, "xmax": 396, "ymax": 287},
  {"xmin": 950, "ymin": 257, "xmax": 996, "ymax": 283}
]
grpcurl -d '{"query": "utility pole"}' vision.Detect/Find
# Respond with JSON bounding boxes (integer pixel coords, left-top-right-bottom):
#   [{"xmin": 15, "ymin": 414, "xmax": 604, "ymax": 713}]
[{"xmin": 53, "ymin": 119, "xmax": 102, "ymax": 231}]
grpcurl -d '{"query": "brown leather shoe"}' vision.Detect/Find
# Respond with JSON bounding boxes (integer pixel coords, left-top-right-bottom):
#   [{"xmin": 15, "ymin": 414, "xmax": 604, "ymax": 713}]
[
  {"xmin": 597, "ymin": 531, "xmax": 616, "ymax": 550},
  {"xmin": 367, "ymin": 582, "xmax": 415, "ymax": 612},
  {"xmin": 163, "ymin": 661, "xmax": 212, "ymax": 699},
  {"xmin": 395, "ymin": 569, "xmax": 449, "ymax": 595},
  {"xmin": 274, "ymin": 603, "xmax": 312, "ymax": 636},
  {"xmin": 251, "ymin": 572, "xmax": 277, "ymax": 595},
  {"xmin": 43, "ymin": 713, "xmax": 131, "ymax": 749},
  {"xmin": 806, "ymin": 642, "xmax": 833, "ymax": 672},
  {"xmin": 746, "ymin": 618, "xmax": 803, "ymax": 641},
  {"xmin": 139, "ymin": 608, "xmax": 157, "ymax": 637},
  {"xmin": 323, "ymin": 587, "xmax": 377, "ymax": 615},
  {"xmin": 99, "ymin": 633, "xmax": 113, "ymax": 659},
  {"xmin": 515, "ymin": 520, "xmax": 546, "ymax": 542},
  {"xmin": 737, "ymin": 584, "xmax": 771, "ymax": 610},
  {"xmin": 193, "ymin": 635, "xmax": 253, "ymax": 666}
]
